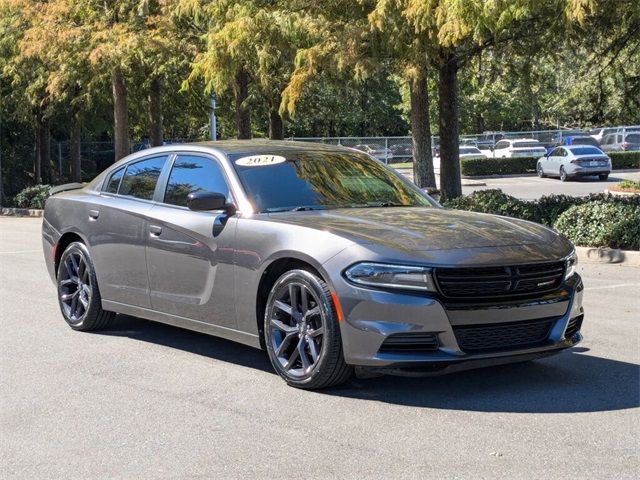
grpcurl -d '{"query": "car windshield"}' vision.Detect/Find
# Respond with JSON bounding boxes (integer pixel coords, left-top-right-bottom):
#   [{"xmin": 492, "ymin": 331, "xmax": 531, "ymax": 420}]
[
  {"xmin": 569, "ymin": 146, "xmax": 603, "ymax": 155},
  {"xmin": 513, "ymin": 141, "xmax": 542, "ymax": 148},
  {"xmin": 230, "ymin": 151, "xmax": 435, "ymax": 213},
  {"xmin": 570, "ymin": 137, "xmax": 599, "ymax": 146}
]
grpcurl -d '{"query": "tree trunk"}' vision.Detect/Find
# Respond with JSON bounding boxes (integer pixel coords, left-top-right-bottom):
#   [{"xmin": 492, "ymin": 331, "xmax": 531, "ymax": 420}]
[
  {"xmin": 438, "ymin": 51, "xmax": 462, "ymax": 200},
  {"xmin": 148, "ymin": 75, "xmax": 163, "ymax": 146},
  {"xmin": 70, "ymin": 117, "xmax": 82, "ymax": 183},
  {"xmin": 111, "ymin": 68, "xmax": 129, "ymax": 161},
  {"xmin": 409, "ymin": 66, "xmax": 436, "ymax": 189},
  {"xmin": 233, "ymin": 68, "xmax": 251, "ymax": 139}
]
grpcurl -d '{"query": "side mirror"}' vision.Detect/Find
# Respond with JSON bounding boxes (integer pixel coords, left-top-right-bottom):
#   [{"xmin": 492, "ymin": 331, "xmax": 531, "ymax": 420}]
[{"xmin": 187, "ymin": 192, "xmax": 236, "ymax": 215}]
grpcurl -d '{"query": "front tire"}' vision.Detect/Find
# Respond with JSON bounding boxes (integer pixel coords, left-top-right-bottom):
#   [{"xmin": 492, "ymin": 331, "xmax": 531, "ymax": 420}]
[
  {"xmin": 57, "ymin": 241, "xmax": 115, "ymax": 331},
  {"xmin": 264, "ymin": 269, "xmax": 352, "ymax": 389},
  {"xmin": 599, "ymin": 173, "xmax": 609, "ymax": 181},
  {"xmin": 537, "ymin": 163, "xmax": 545, "ymax": 178}
]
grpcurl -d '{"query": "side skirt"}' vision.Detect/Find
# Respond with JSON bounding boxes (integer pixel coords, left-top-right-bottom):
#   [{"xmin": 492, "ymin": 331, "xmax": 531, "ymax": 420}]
[{"xmin": 102, "ymin": 300, "xmax": 263, "ymax": 349}]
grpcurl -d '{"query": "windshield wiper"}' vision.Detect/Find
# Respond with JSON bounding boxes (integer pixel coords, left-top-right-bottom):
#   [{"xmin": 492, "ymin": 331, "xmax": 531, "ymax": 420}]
[{"xmin": 343, "ymin": 201, "xmax": 409, "ymax": 208}]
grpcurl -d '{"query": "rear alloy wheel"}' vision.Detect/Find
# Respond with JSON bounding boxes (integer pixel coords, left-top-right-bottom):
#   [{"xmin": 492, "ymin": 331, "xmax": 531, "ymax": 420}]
[
  {"xmin": 598, "ymin": 173, "xmax": 609, "ymax": 181},
  {"xmin": 57, "ymin": 242, "xmax": 114, "ymax": 331},
  {"xmin": 536, "ymin": 163, "xmax": 545, "ymax": 178},
  {"xmin": 264, "ymin": 269, "xmax": 352, "ymax": 389},
  {"xmin": 559, "ymin": 166, "xmax": 568, "ymax": 182}
]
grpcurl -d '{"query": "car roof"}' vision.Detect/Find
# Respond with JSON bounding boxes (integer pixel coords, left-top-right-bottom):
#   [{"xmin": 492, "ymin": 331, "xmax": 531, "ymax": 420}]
[{"xmin": 190, "ymin": 139, "xmax": 354, "ymax": 156}]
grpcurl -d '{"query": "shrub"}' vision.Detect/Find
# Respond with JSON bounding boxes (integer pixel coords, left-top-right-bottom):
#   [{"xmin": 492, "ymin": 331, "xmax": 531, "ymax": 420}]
[
  {"xmin": 460, "ymin": 156, "xmax": 538, "ymax": 176},
  {"xmin": 610, "ymin": 151, "xmax": 640, "ymax": 170},
  {"xmin": 554, "ymin": 202, "xmax": 640, "ymax": 250},
  {"xmin": 14, "ymin": 184, "xmax": 51, "ymax": 209},
  {"xmin": 617, "ymin": 179, "xmax": 640, "ymax": 191},
  {"xmin": 443, "ymin": 189, "xmax": 539, "ymax": 222}
]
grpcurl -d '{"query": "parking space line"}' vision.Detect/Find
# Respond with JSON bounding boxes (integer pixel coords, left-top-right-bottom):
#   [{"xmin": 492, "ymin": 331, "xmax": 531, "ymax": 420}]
[
  {"xmin": 0, "ymin": 250, "xmax": 42, "ymax": 255},
  {"xmin": 586, "ymin": 283, "xmax": 640, "ymax": 290}
]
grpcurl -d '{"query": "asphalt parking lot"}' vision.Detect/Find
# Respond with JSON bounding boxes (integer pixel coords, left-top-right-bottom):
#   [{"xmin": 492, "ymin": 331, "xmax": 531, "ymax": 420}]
[
  {"xmin": 397, "ymin": 169, "xmax": 640, "ymax": 200},
  {"xmin": 1, "ymin": 217, "xmax": 639, "ymax": 479}
]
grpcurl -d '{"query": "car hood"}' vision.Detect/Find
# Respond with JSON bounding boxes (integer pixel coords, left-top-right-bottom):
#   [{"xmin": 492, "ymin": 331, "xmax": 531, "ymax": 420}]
[{"xmin": 266, "ymin": 207, "xmax": 559, "ymax": 252}]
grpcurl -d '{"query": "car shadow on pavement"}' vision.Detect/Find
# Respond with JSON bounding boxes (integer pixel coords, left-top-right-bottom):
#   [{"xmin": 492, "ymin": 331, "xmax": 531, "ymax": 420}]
[
  {"xmin": 331, "ymin": 349, "xmax": 640, "ymax": 414},
  {"xmin": 99, "ymin": 314, "xmax": 274, "ymax": 374},
  {"xmin": 100, "ymin": 315, "xmax": 639, "ymax": 414}
]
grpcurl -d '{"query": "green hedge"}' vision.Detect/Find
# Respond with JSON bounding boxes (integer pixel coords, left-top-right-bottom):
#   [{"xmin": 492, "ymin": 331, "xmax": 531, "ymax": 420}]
[
  {"xmin": 460, "ymin": 151, "xmax": 640, "ymax": 176},
  {"xmin": 554, "ymin": 202, "xmax": 640, "ymax": 250},
  {"xmin": 14, "ymin": 184, "xmax": 51, "ymax": 209},
  {"xmin": 443, "ymin": 189, "xmax": 640, "ymax": 249},
  {"xmin": 460, "ymin": 156, "xmax": 538, "ymax": 176}
]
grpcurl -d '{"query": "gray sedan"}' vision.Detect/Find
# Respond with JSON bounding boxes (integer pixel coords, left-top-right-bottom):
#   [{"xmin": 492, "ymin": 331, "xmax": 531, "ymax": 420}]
[
  {"xmin": 42, "ymin": 141, "xmax": 584, "ymax": 389},
  {"xmin": 537, "ymin": 145, "xmax": 611, "ymax": 181}
]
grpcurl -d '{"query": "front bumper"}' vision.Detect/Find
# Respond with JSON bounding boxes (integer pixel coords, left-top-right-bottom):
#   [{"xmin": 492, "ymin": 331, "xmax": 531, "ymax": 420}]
[{"xmin": 328, "ymin": 263, "xmax": 584, "ymax": 371}]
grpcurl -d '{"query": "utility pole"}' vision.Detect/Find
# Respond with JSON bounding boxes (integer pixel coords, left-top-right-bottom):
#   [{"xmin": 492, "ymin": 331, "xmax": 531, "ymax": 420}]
[{"xmin": 210, "ymin": 93, "xmax": 217, "ymax": 141}]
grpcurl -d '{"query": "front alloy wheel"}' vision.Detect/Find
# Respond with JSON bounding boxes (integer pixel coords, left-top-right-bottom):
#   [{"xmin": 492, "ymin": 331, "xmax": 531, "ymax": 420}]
[
  {"xmin": 560, "ymin": 166, "xmax": 568, "ymax": 182},
  {"xmin": 537, "ymin": 163, "xmax": 545, "ymax": 178},
  {"xmin": 264, "ymin": 269, "xmax": 352, "ymax": 389}
]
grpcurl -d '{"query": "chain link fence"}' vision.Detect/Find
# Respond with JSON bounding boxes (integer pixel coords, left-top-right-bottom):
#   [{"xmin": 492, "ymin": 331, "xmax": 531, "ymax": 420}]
[{"xmin": 45, "ymin": 126, "xmax": 638, "ymax": 185}]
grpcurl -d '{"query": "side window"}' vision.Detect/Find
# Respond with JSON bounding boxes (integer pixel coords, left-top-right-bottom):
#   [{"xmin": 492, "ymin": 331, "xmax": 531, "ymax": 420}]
[
  {"xmin": 494, "ymin": 141, "xmax": 508, "ymax": 150},
  {"xmin": 560, "ymin": 148, "xmax": 568, "ymax": 157},
  {"xmin": 119, "ymin": 156, "xmax": 167, "ymax": 200},
  {"xmin": 105, "ymin": 167, "xmax": 124, "ymax": 193},
  {"xmin": 164, "ymin": 155, "xmax": 230, "ymax": 207}
]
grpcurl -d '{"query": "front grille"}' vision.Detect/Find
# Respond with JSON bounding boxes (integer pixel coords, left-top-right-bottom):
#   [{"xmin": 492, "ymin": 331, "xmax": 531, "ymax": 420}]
[
  {"xmin": 379, "ymin": 332, "xmax": 439, "ymax": 354},
  {"xmin": 564, "ymin": 315, "xmax": 583, "ymax": 339},
  {"xmin": 453, "ymin": 317, "xmax": 556, "ymax": 353},
  {"xmin": 435, "ymin": 261, "xmax": 565, "ymax": 301}
]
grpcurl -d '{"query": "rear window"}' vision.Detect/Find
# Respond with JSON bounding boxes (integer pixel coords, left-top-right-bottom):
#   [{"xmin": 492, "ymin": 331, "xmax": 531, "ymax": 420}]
[
  {"xmin": 459, "ymin": 147, "xmax": 481, "ymax": 154},
  {"xmin": 119, "ymin": 156, "xmax": 167, "ymax": 200},
  {"xmin": 625, "ymin": 133, "xmax": 640, "ymax": 144},
  {"xmin": 513, "ymin": 141, "xmax": 543, "ymax": 148},
  {"xmin": 569, "ymin": 146, "xmax": 603, "ymax": 155}
]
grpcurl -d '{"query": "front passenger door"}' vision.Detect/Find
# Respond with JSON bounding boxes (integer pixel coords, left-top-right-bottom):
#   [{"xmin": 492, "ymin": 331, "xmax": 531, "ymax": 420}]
[{"xmin": 145, "ymin": 154, "xmax": 238, "ymax": 328}]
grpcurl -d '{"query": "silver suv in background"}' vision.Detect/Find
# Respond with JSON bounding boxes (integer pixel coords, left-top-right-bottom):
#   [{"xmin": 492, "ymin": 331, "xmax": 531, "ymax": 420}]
[{"xmin": 600, "ymin": 132, "xmax": 640, "ymax": 152}]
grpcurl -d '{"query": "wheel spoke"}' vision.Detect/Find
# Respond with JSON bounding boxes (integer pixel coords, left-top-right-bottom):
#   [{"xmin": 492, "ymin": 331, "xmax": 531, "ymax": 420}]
[
  {"xmin": 64, "ymin": 258, "xmax": 75, "ymax": 279},
  {"xmin": 70, "ymin": 294, "xmax": 78, "ymax": 317},
  {"xmin": 275, "ymin": 331, "xmax": 297, "ymax": 357},
  {"xmin": 270, "ymin": 318, "xmax": 296, "ymax": 334},
  {"xmin": 69, "ymin": 254, "xmax": 79, "ymax": 275},
  {"xmin": 307, "ymin": 337, "xmax": 319, "ymax": 362},
  {"xmin": 60, "ymin": 292, "xmax": 77, "ymax": 303},
  {"xmin": 273, "ymin": 300, "xmax": 292, "ymax": 316},
  {"xmin": 79, "ymin": 295, "xmax": 89, "ymax": 309},
  {"xmin": 298, "ymin": 338, "xmax": 310, "ymax": 370},
  {"xmin": 60, "ymin": 278, "xmax": 75, "ymax": 287},
  {"xmin": 289, "ymin": 284, "xmax": 299, "ymax": 314},
  {"xmin": 284, "ymin": 345, "xmax": 300, "ymax": 369},
  {"xmin": 300, "ymin": 287, "xmax": 309, "ymax": 314},
  {"xmin": 305, "ymin": 306, "xmax": 321, "ymax": 318},
  {"xmin": 308, "ymin": 326, "xmax": 324, "ymax": 338}
]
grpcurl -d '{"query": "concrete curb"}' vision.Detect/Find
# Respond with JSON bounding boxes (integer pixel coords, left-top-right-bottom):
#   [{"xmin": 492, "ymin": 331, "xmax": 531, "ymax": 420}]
[
  {"xmin": 462, "ymin": 168, "xmax": 639, "ymax": 180},
  {"xmin": 604, "ymin": 188, "xmax": 640, "ymax": 197},
  {"xmin": 576, "ymin": 246, "xmax": 640, "ymax": 266},
  {"xmin": 1, "ymin": 207, "xmax": 43, "ymax": 217}
]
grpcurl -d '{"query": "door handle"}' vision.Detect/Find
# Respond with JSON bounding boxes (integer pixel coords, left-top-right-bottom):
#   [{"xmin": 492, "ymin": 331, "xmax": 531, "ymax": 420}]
[
  {"xmin": 149, "ymin": 225, "xmax": 162, "ymax": 236},
  {"xmin": 88, "ymin": 210, "xmax": 99, "ymax": 220}
]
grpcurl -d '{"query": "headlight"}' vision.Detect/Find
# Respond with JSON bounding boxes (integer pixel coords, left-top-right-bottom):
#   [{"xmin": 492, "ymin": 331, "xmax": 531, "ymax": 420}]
[
  {"xmin": 344, "ymin": 262, "xmax": 437, "ymax": 292},
  {"xmin": 564, "ymin": 251, "xmax": 578, "ymax": 279}
]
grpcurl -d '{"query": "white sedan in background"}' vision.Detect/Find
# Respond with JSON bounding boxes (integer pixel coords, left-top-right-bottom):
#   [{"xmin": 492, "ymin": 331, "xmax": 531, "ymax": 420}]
[
  {"xmin": 537, "ymin": 145, "xmax": 611, "ymax": 182},
  {"xmin": 486, "ymin": 138, "xmax": 548, "ymax": 158},
  {"xmin": 433, "ymin": 146, "xmax": 486, "ymax": 172}
]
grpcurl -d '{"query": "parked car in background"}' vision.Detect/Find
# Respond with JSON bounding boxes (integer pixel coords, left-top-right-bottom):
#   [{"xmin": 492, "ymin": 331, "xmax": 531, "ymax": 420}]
[
  {"xmin": 433, "ymin": 146, "xmax": 487, "ymax": 172},
  {"xmin": 488, "ymin": 139, "xmax": 548, "ymax": 158},
  {"xmin": 589, "ymin": 127, "xmax": 618, "ymax": 143},
  {"xmin": 563, "ymin": 136, "xmax": 601, "ymax": 147},
  {"xmin": 353, "ymin": 143, "xmax": 393, "ymax": 161},
  {"xmin": 600, "ymin": 132, "xmax": 640, "ymax": 152},
  {"xmin": 389, "ymin": 143, "xmax": 413, "ymax": 161},
  {"xmin": 537, "ymin": 145, "xmax": 611, "ymax": 181}
]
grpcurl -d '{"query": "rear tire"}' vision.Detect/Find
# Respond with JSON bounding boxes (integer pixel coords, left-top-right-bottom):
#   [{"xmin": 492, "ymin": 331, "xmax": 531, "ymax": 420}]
[
  {"xmin": 560, "ymin": 166, "xmax": 568, "ymax": 182},
  {"xmin": 264, "ymin": 269, "xmax": 352, "ymax": 389},
  {"xmin": 598, "ymin": 173, "xmax": 609, "ymax": 181},
  {"xmin": 57, "ymin": 241, "xmax": 115, "ymax": 331}
]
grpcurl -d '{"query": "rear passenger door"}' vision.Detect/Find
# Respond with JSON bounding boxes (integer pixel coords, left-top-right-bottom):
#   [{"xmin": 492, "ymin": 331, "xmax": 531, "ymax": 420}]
[
  {"xmin": 90, "ymin": 155, "xmax": 169, "ymax": 308},
  {"xmin": 145, "ymin": 153, "xmax": 238, "ymax": 328}
]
